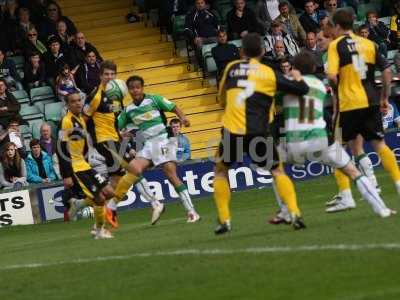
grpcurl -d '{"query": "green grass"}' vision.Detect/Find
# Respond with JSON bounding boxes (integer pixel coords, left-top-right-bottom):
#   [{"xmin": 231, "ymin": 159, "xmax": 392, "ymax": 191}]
[{"xmin": 1, "ymin": 169, "xmax": 400, "ymax": 300}]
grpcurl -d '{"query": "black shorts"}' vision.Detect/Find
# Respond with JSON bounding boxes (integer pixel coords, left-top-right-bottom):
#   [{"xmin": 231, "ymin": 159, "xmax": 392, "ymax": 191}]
[
  {"xmin": 339, "ymin": 106, "xmax": 384, "ymax": 143},
  {"xmin": 217, "ymin": 129, "xmax": 280, "ymax": 170},
  {"xmin": 74, "ymin": 169, "xmax": 108, "ymax": 199},
  {"xmin": 95, "ymin": 140, "xmax": 125, "ymax": 176}
]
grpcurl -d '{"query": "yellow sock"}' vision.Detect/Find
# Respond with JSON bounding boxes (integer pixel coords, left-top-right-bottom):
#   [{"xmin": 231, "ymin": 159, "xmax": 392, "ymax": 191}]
[
  {"xmin": 93, "ymin": 205, "xmax": 105, "ymax": 228},
  {"xmin": 213, "ymin": 176, "xmax": 231, "ymax": 224},
  {"xmin": 377, "ymin": 145, "xmax": 400, "ymax": 182},
  {"xmin": 334, "ymin": 169, "xmax": 351, "ymax": 192},
  {"xmin": 274, "ymin": 174, "xmax": 300, "ymax": 216},
  {"xmin": 114, "ymin": 172, "xmax": 139, "ymax": 203}
]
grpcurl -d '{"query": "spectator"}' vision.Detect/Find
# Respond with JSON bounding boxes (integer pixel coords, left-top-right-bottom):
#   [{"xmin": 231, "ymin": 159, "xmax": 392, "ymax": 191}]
[
  {"xmin": 26, "ymin": 138, "xmax": 58, "ymax": 184},
  {"xmin": 71, "ymin": 32, "xmax": 103, "ymax": 66},
  {"xmin": 0, "ymin": 79, "xmax": 21, "ymax": 130},
  {"xmin": 0, "ymin": 142, "xmax": 28, "ymax": 189},
  {"xmin": 390, "ymin": 1, "xmax": 400, "ymax": 49},
  {"xmin": 22, "ymin": 26, "xmax": 47, "ymax": 58},
  {"xmin": 12, "ymin": 7, "xmax": 35, "ymax": 53},
  {"xmin": 358, "ymin": 24, "xmax": 370, "ymax": 39},
  {"xmin": 211, "ymin": 29, "xmax": 240, "ymax": 79},
  {"xmin": 170, "ymin": 118, "xmax": 191, "ymax": 162},
  {"xmin": 264, "ymin": 21, "xmax": 299, "ymax": 57},
  {"xmin": 56, "ymin": 63, "xmax": 83, "ymax": 106},
  {"xmin": 226, "ymin": 0, "xmax": 261, "ymax": 40},
  {"xmin": 43, "ymin": 36, "xmax": 74, "ymax": 86},
  {"xmin": 382, "ymin": 101, "xmax": 400, "ymax": 131},
  {"xmin": 39, "ymin": 1, "xmax": 77, "ymax": 41},
  {"xmin": 76, "ymin": 50, "xmax": 101, "ymax": 95},
  {"xmin": 279, "ymin": 57, "xmax": 292, "ymax": 77},
  {"xmin": 302, "ymin": 31, "xmax": 324, "ymax": 75},
  {"xmin": 0, "ymin": 49, "xmax": 23, "ymax": 91},
  {"xmin": 39, "ymin": 122, "xmax": 60, "ymax": 178},
  {"xmin": 299, "ymin": 0, "xmax": 324, "ymax": 33},
  {"xmin": 264, "ymin": 40, "xmax": 287, "ymax": 69},
  {"xmin": 0, "ymin": 117, "xmax": 26, "ymax": 158},
  {"xmin": 365, "ymin": 11, "xmax": 391, "ymax": 58},
  {"xmin": 275, "ymin": 1, "xmax": 306, "ymax": 44},
  {"xmin": 28, "ymin": 0, "xmax": 48, "ymax": 26},
  {"xmin": 323, "ymin": 0, "xmax": 337, "ymax": 19},
  {"xmin": 23, "ymin": 51, "xmax": 47, "ymax": 90},
  {"xmin": 255, "ymin": 0, "xmax": 294, "ymax": 33},
  {"xmin": 55, "ymin": 20, "xmax": 74, "ymax": 54},
  {"xmin": 184, "ymin": 0, "xmax": 219, "ymax": 49}
]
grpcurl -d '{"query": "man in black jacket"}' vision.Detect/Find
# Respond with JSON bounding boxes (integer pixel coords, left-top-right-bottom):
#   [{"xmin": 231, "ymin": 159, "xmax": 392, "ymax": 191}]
[
  {"xmin": 226, "ymin": 0, "xmax": 261, "ymax": 40},
  {"xmin": 299, "ymin": 0, "xmax": 323, "ymax": 33},
  {"xmin": 71, "ymin": 32, "xmax": 103, "ymax": 67},
  {"xmin": 76, "ymin": 50, "xmax": 101, "ymax": 95},
  {"xmin": 211, "ymin": 29, "xmax": 240, "ymax": 79}
]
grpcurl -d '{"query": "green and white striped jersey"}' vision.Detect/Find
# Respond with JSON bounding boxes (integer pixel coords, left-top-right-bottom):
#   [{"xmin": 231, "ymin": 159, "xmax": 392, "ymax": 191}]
[
  {"xmin": 283, "ymin": 75, "xmax": 328, "ymax": 143},
  {"xmin": 118, "ymin": 94, "xmax": 176, "ymax": 139}
]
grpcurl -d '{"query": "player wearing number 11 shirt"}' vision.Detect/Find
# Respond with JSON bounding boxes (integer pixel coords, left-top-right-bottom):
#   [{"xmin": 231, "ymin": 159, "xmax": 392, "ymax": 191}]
[{"xmin": 212, "ymin": 33, "xmax": 310, "ymax": 234}]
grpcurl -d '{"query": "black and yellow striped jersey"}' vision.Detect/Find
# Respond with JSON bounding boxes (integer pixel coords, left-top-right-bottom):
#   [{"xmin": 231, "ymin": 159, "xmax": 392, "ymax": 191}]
[
  {"xmin": 327, "ymin": 32, "xmax": 390, "ymax": 112},
  {"xmin": 58, "ymin": 111, "xmax": 91, "ymax": 177},
  {"xmin": 218, "ymin": 58, "xmax": 309, "ymax": 136}
]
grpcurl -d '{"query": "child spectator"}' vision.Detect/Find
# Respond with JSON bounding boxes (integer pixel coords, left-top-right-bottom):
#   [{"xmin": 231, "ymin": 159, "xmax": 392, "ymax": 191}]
[
  {"xmin": 75, "ymin": 50, "xmax": 101, "ymax": 95},
  {"xmin": 226, "ymin": 0, "xmax": 261, "ymax": 40},
  {"xmin": 382, "ymin": 101, "xmax": 400, "ymax": 131},
  {"xmin": 71, "ymin": 32, "xmax": 103, "ymax": 66},
  {"xmin": 0, "ymin": 49, "xmax": 23, "ymax": 91},
  {"xmin": 56, "ymin": 63, "xmax": 84, "ymax": 107},
  {"xmin": 0, "ymin": 142, "xmax": 28, "ymax": 189},
  {"xmin": 0, "ymin": 79, "xmax": 21, "ymax": 130},
  {"xmin": 365, "ymin": 11, "xmax": 390, "ymax": 57},
  {"xmin": 23, "ymin": 51, "xmax": 47, "ymax": 90},
  {"xmin": 170, "ymin": 118, "xmax": 191, "ymax": 162},
  {"xmin": 358, "ymin": 24, "xmax": 370, "ymax": 39},
  {"xmin": 39, "ymin": 1, "xmax": 77, "ymax": 41},
  {"xmin": 26, "ymin": 138, "xmax": 58, "ymax": 184},
  {"xmin": 23, "ymin": 27, "xmax": 47, "ymax": 58},
  {"xmin": 211, "ymin": 29, "xmax": 240, "ymax": 79}
]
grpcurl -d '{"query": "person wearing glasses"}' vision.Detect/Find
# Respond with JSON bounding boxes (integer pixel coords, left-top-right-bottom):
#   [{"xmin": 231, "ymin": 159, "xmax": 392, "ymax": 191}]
[{"xmin": 22, "ymin": 26, "xmax": 47, "ymax": 58}]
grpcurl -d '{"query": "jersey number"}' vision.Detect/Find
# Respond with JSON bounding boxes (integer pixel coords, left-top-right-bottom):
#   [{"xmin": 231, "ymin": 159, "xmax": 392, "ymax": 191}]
[
  {"xmin": 348, "ymin": 40, "xmax": 367, "ymax": 80},
  {"xmin": 236, "ymin": 80, "xmax": 255, "ymax": 106},
  {"xmin": 299, "ymin": 97, "xmax": 315, "ymax": 124}
]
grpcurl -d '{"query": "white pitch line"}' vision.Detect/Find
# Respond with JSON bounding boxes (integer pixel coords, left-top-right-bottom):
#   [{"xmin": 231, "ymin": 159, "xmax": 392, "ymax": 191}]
[{"xmin": 2, "ymin": 243, "xmax": 400, "ymax": 271}]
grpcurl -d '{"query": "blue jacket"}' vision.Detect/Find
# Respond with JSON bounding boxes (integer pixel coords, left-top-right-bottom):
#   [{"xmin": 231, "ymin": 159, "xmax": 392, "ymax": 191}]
[
  {"xmin": 26, "ymin": 151, "xmax": 58, "ymax": 183},
  {"xmin": 176, "ymin": 134, "xmax": 191, "ymax": 162}
]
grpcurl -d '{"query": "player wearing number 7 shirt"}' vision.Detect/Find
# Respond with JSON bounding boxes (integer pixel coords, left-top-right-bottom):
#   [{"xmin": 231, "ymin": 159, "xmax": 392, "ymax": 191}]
[
  {"xmin": 212, "ymin": 33, "xmax": 310, "ymax": 235},
  {"xmin": 327, "ymin": 10, "xmax": 400, "ymax": 203}
]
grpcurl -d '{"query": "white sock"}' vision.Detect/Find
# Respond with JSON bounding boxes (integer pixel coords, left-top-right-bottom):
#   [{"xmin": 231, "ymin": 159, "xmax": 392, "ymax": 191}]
[
  {"xmin": 272, "ymin": 180, "xmax": 288, "ymax": 213},
  {"xmin": 75, "ymin": 198, "xmax": 88, "ymax": 210},
  {"xmin": 340, "ymin": 189, "xmax": 355, "ymax": 206},
  {"xmin": 357, "ymin": 155, "xmax": 379, "ymax": 188},
  {"xmin": 395, "ymin": 181, "xmax": 400, "ymax": 195},
  {"xmin": 107, "ymin": 199, "xmax": 117, "ymax": 211},
  {"xmin": 356, "ymin": 176, "xmax": 388, "ymax": 214},
  {"xmin": 137, "ymin": 177, "xmax": 161, "ymax": 209},
  {"xmin": 178, "ymin": 187, "xmax": 195, "ymax": 213}
]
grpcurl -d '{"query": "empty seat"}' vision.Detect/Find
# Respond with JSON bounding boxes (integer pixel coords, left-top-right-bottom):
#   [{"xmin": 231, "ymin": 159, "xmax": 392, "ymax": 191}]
[
  {"xmin": 202, "ymin": 43, "xmax": 218, "ymax": 77},
  {"xmin": 20, "ymin": 104, "xmax": 44, "ymax": 121},
  {"xmin": 44, "ymin": 102, "xmax": 63, "ymax": 122},
  {"xmin": 30, "ymin": 86, "xmax": 55, "ymax": 104},
  {"xmin": 30, "ymin": 119, "xmax": 44, "ymax": 139},
  {"xmin": 12, "ymin": 90, "xmax": 30, "ymax": 104}
]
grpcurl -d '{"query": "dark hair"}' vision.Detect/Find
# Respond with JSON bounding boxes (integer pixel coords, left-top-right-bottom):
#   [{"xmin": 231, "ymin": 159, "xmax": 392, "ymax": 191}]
[
  {"xmin": 85, "ymin": 50, "xmax": 96, "ymax": 57},
  {"xmin": 279, "ymin": 56, "xmax": 291, "ymax": 65},
  {"xmin": 29, "ymin": 51, "xmax": 40, "ymax": 57},
  {"xmin": 242, "ymin": 33, "xmax": 263, "ymax": 58},
  {"xmin": 169, "ymin": 118, "xmax": 181, "ymax": 125},
  {"xmin": 304, "ymin": 0, "xmax": 315, "ymax": 5},
  {"xmin": 332, "ymin": 9, "xmax": 353, "ymax": 30},
  {"xmin": 217, "ymin": 28, "xmax": 227, "ymax": 35},
  {"xmin": 358, "ymin": 24, "xmax": 369, "ymax": 32},
  {"xmin": 366, "ymin": 10, "xmax": 378, "ymax": 18},
  {"xmin": 30, "ymin": 138, "xmax": 41, "ymax": 148},
  {"xmin": 0, "ymin": 78, "xmax": 8, "ymax": 88},
  {"xmin": 293, "ymin": 50, "xmax": 316, "ymax": 75},
  {"xmin": 46, "ymin": 1, "xmax": 63, "ymax": 17},
  {"xmin": 278, "ymin": 1, "xmax": 289, "ymax": 10},
  {"xmin": 1, "ymin": 142, "xmax": 22, "ymax": 179},
  {"xmin": 126, "ymin": 75, "xmax": 145, "ymax": 87},
  {"xmin": 100, "ymin": 60, "xmax": 117, "ymax": 75}
]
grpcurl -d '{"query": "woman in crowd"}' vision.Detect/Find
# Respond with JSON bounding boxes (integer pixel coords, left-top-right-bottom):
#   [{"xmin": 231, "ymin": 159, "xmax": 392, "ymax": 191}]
[
  {"xmin": 23, "ymin": 27, "xmax": 47, "ymax": 58},
  {"xmin": 0, "ymin": 142, "xmax": 28, "ymax": 189}
]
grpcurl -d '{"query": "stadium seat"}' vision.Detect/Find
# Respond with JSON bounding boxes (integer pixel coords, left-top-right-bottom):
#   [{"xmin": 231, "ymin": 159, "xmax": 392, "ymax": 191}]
[
  {"xmin": 30, "ymin": 86, "xmax": 55, "ymax": 104},
  {"xmin": 388, "ymin": 50, "xmax": 398, "ymax": 61},
  {"xmin": 202, "ymin": 43, "xmax": 218, "ymax": 78},
  {"xmin": 379, "ymin": 16, "xmax": 391, "ymax": 25},
  {"xmin": 20, "ymin": 104, "xmax": 44, "ymax": 121},
  {"xmin": 8, "ymin": 55, "xmax": 25, "ymax": 70},
  {"xmin": 30, "ymin": 119, "xmax": 44, "ymax": 139},
  {"xmin": 230, "ymin": 39, "xmax": 242, "ymax": 49},
  {"xmin": 44, "ymin": 102, "xmax": 63, "ymax": 122},
  {"xmin": 357, "ymin": 3, "xmax": 379, "ymax": 20},
  {"xmin": 12, "ymin": 90, "xmax": 30, "ymax": 104}
]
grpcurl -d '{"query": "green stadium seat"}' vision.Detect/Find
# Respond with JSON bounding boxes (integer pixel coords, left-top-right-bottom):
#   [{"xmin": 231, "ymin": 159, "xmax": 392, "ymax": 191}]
[
  {"xmin": 230, "ymin": 39, "xmax": 242, "ymax": 48},
  {"xmin": 30, "ymin": 119, "xmax": 44, "ymax": 139},
  {"xmin": 357, "ymin": 3, "xmax": 378, "ymax": 21},
  {"xmin": 379, "ymin": 16, "xmax": 391, "ymax": 25},
  {"xmin": 20, "ymin": 124, "xmax": 31, "ymax": 139},
  {"xmin": 11, "ymin": 90, "xmax": 30, "ymax": 104},
  {"xmin": 30, "ymin": 86, "xmax": 55, "ymax": 104},
  {"xmin": 388, "ymin": 50, "xmax": 398, "ymax": 61},
  {"xmin": 202, "ymin": 43, "xmax": 218, "ymax": 78},
  {"xmin": 20, "ymin": 104, "xmax": 44, "ymax": 121},
  {"xmin": 8, "ymin": 55, "xmax": 25, "ymax": 70},
  {"xmin": 44, "ymin": 102, "xmax": 63, "ymax": 122}
]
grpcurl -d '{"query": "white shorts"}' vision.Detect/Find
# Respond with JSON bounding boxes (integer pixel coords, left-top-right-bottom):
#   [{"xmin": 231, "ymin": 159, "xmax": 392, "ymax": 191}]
[
  {"xmin": 137, "ymin": 134, "xmax": 177, "ymax": 166},
  {"xmin": 285, "ymin": 138, "xmax": 351, "ymax": 169}
]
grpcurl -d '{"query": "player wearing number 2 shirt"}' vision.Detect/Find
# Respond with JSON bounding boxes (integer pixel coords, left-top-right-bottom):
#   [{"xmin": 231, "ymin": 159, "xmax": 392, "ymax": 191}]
[
  {"xmin": 212, "ymin": 33, "xmax": 310, "ymax": 235},
  {"xmin": 327, "ymin": 10, "xmax": 400, "ymax": 204}
]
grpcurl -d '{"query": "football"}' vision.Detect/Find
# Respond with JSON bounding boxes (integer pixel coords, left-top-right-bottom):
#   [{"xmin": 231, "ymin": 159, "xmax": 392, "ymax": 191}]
[
  {"xmin": 105, "ymin": 79, "xmax": 128, "ymax": 101},
  {"xmin": 80, "ymin": 206, "xmax": 94, "ymax": 219}
]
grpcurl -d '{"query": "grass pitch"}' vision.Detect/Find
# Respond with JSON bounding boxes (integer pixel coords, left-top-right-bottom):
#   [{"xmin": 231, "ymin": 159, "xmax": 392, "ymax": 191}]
[{"xmin": 1, "ymin": 169, "xmax": 400, "ymax": 300}]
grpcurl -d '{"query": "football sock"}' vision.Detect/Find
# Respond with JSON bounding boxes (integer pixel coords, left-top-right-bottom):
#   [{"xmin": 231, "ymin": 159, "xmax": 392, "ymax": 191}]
[
  {"xmin": 334, "ymin": 169, "xmax": 351, "ymax": 192},
  {"xmin": 136, "ymin": 176, "xmax": 160, "ymax": 209},
  {"xmin": 272, "ymin": 179, "xmax": 288, "ymax": 213},
  {"xmin": 355, "ymin": 176, "xmax": 387, "ymax": 214},
  {"xmin": 213, "ymin": 176, "xmax": 231, "ymax": 224},
  {"xmin": 377, "ymin": 145, "xmax": 400, "ymax": 183},
  {"xmin": 175, "ymin": 183, "xmax": 195, "ymax": 213},
  {"xmin": 274, "ymin": 173, "xmax": 300, "ymax": 216},
  {"xmin": 340, "ymin": 189, "xmax": 355, "ymax": 205},
  {"xmin": 93, "ymin": 205, "xmax": 105, "ymax": 228},
  {"xmin": 114, "ymin": 172, "xmax": 139, "ymax": 203},
  {"xmin": 355, "ymin": 154, "xmax": 378, "ymax": 188}
]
